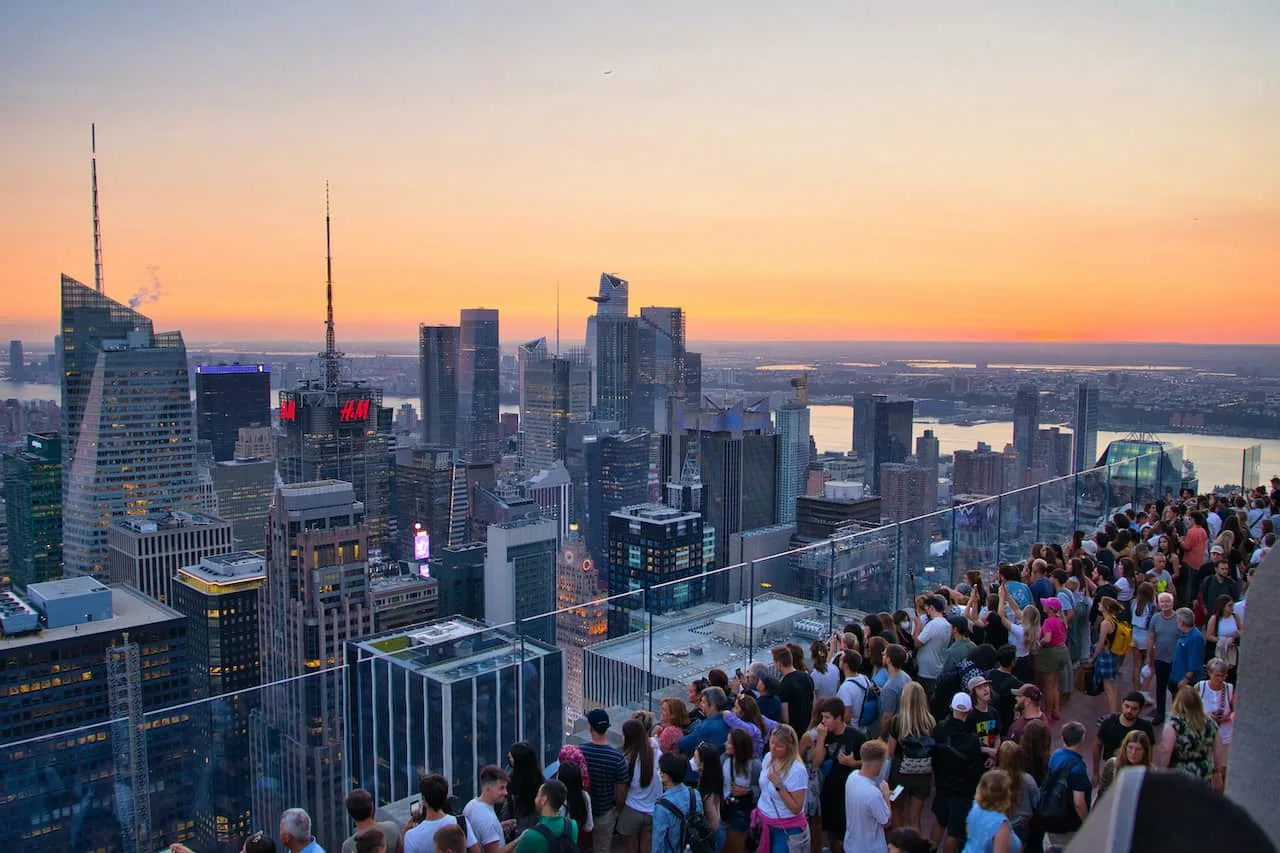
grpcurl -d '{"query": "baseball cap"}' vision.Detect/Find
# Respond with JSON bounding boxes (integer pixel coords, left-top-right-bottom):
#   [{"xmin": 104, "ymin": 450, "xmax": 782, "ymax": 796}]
[
  {"xmin": 950, "ymin": 692, "xmax": 973, "ymax": 712},
  {"xmin": 1210, "ymin": 545, "xmax": 1225, "ymax": 554},
  {"xmin": 1082, "ymin": 540, "xmax": 1098, "ymax": 556},
  {"xmin": 586, "ymin": 708, "xmax": 611, "ymax": 733},
  {"xmin": 1041, "ymin": 597, "xmax": 1063, "ymax": 611},
  {"xmin": 956, "ymin": 582, "xmax": 973, "ymax": 596},
  {"xmin": 1017, "ymin": 684, "xmax": 1043, "ymax": 702},
  {"xmin": 965, "ymin": 675, "xmax": 990, "ymax": 692}
]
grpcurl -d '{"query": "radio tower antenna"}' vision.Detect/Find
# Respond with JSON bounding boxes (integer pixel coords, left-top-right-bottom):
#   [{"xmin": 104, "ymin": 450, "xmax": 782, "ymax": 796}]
[
  {"xmin": 321, "ymin": 181, "xmax": 342, "ymax": 390},
  {"xmin": 555, "ymin": 279, "xmax": 561, "ymax": 356},
  {"xmin": 91, "ymin": 124, "xmax": 104, "ymax": 293}
]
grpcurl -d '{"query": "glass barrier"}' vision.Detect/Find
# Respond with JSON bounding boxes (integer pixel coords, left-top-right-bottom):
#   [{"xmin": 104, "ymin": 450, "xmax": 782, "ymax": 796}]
[
  {"xmin": 899, "ymin": 509, "xmax": 952, "ymax": 596},
  {"xmin": 998, "ymin": 486, "xmax": 1040, "ymax": 565},
  {"xmin": 953, "ymin": 495, "xmax": 1001, "ymax": 583},
  {"xmin": 1036, "ymin": 475, "xmax": 1075, "ymax": 550}
]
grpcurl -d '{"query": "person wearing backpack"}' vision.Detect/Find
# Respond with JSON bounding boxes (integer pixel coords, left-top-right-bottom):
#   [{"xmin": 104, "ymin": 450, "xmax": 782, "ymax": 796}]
[
  {"xmin": 1087, "ymin": 597, "xmax": 1127, "ymax": 714},
  {"xmin": 515, "ymin": 781, "xmax": 578, "ymax": 853},
  {"xmin": 1034, "ymin": 722, "xmax": 1091, "ymax": 851},
  {"xmin": 653, "ymin": 752, "xmax": 710, "ymax": 853},
  {"xmin": 837, "ymin": 652, "xmax": 881, "ymax": 734}
]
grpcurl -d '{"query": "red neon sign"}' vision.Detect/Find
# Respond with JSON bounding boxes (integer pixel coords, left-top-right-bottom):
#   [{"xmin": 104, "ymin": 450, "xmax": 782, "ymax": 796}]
[
  {"xmin": 279, "ymin": 399, "xmax": 297, "ymax": 422},
  {"xmin": 339, "ymin": 399, "xmax": 371, "ymax": 423}
]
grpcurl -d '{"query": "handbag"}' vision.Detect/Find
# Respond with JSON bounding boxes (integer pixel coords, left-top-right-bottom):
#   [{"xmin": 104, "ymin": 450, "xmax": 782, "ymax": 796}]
[
  {"xmin": 896, "ymin": 734, "xmax": 934, "ymax": 775},
  {"xmin": 785, "ymin": 826, "xmax": 811, "ymax": 853}
]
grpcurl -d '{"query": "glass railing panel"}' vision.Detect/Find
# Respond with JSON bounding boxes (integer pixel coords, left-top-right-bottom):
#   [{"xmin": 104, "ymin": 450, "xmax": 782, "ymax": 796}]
[
  {"xmin": 896, "ymin": 509, "xmax": 953, "ymax": 598},
  {"xmin": 998, "ymin": 485, "xmax": 1041, "ymax": 565},
  {"xmin": 1037, "ymin": 475, "xmax": 1075, "ymax": 551},
  {"xmin": 1075, "ymin": 465, "xmax": 1110, "ymax": 534},
  {"xmin": 1183, "ymin": 442, "xmax": 1251, "ymax": 495},
  {"xmin": 830, "ymin": 524, "xmax": 905, "ymax": 618},
  {"xmin": 953, "ymin": 495, "xmax": 1001, "ymax": 583}
]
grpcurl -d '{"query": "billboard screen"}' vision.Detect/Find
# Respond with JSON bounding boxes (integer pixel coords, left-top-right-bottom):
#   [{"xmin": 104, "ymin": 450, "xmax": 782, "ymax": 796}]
[{"xmin": 413, "ymin": 529, "xmax": 430, "ymax": 562}]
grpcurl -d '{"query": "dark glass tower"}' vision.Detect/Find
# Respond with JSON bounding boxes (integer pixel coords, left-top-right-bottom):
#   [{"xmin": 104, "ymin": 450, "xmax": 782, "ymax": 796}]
[
  {"xmin": 419, "ymin": 324, "xmax": 460, "ymax": 447},
  {"xmin": 1074, "ymin": 382, "xmax": 1100, "ymax": 472},
  {"xmin": 2, "ymin": 433, "xmax": 62, "ymax": 591},
  {"xmin": 195, "ymin": 364, "xmax": 271, "ymax": 461},
  {"xmin": 584, "ymin": 429, "xmax": 652, "ymax": 571},
  {"xmin": 458, "ymin": 308, "xmax": 500, "ymax": 463},
  {"xmin": 852, "ymin": 394, "xmax": 914, "ymax": 494},
  {"xmin": 1012, "ymin": 385, "xmax": 1040, "ymax": 472}
]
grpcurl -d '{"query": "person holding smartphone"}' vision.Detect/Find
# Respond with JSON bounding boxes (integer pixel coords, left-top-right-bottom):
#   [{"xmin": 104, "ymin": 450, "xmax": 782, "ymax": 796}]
[{"xmin": 842, "ymin": 740, "xmax": 892, "ymax": 853}]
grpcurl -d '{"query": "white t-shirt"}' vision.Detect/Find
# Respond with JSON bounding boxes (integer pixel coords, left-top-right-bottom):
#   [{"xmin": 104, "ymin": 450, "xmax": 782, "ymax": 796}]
[
  {"xmin": 1004, "ymin": 604, "xmax": 1028, "ymax": 658},
  {"xmin": 758, "ymin": 755, "xmax": 808, "ymax": 818},
  {"xmin": 843, "ymin": 772, "xmax": 890, "ymax": 853},
  {"xmin": 811, "ymin": 664, "xmax": 841, "ymax": 699},
  {"xmin": 559, "ymin": 791, "xmax": 595, "ymax": 833},
  {"xmin": 403, "ymin": 815, "xmax": 478, "ymax": 853},
  {"xmin": 1114, "ymin": 577, "xmax": 1134, "ymax": 603},
  {"xmin": 624, "ymin": 739, "xmax": 663, "ymax": 813},
  {"xmin": 463, "ymin": 798, "xmax": 503, "ymax": 849},
  {"xmin": 915, "ymin": 617, "xmax": 951, "ymax": 679},
  {"xmin": 837, "ymin": 674, "xmax": 874, "ymax": 724}
]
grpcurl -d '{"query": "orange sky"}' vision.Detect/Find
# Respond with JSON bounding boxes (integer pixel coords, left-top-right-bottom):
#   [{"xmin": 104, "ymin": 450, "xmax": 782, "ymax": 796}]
[{"xmin": 3, "ymin": 3, "xmax": 1279, "ymax": 345}]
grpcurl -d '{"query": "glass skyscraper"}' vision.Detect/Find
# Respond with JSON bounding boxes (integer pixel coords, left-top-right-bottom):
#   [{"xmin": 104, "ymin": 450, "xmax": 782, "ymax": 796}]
[
  {"xmin": 458, "ymin": 309, "xmax": 500, "ymax": 463},
  {"xmin": 2, "ymin": 433, "xmax": 62, "ymax": 591},
  {"xmin": 195, "ymin": 363, "xmax": 271, "ymax": 461},
  {"xmin": 520, "ymin": 346, "xmax": 591, "ymax": 473},
  {"xmin": 1074, "ymin": 382, "xmax": 1100, "ymax": 473},
  {"xmin": 419, "ymin": 324, "xmax": 460, "ymax": 447}
]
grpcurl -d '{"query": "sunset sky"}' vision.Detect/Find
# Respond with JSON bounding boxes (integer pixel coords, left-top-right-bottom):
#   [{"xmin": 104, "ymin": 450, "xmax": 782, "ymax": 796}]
[{"xmin": 3, "ymin": 1, "xmax": 1279, "ymax": 346}]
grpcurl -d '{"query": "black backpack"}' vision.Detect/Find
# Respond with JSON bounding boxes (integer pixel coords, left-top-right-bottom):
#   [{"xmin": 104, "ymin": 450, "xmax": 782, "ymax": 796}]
[
  {"xmin": 531, "ymin": 819, "xmax": 577, "ymax": 853},
  {"xmin": 655, "ymin": 788, "xmax": 715, "ymax": 853},
  {"xmin": 1035, "ymin": 753, "xmax": 1086, "ymax": 833}
]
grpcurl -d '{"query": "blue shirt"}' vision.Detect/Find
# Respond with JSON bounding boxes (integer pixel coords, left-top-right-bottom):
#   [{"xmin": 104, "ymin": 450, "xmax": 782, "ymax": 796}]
[
  {"xmin": 678, "ymin": 713, "xmax": 730, "ymax": 756},
  {"xmin": 1004, "ymin": 581, "xmax": 1033, "ymax": 610},
  {"xmin": 962, "ymin": 803, "xmax": 1021, "ymax": 853},
  {"xmin": 1047, "ymin": 747, "xmax": 1092, "ymax": 823},
  {"xmin": 299, "ymin": 841, "xmax": 327, "ymax": 853},
  {"xmin": 579, "ymin": 741, "xmax": 630, "ymax": 815},
  {"xmin": 1172, "ymin": 627, "xmax": 1206, "ymax": 684},
  {"xmin": 653, "ymin": 785, "xmax": 702, "ymax": 853}
]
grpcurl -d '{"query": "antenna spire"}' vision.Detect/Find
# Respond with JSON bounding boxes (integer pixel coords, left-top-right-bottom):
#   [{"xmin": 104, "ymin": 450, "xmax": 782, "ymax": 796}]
[
  {"xmin": 555, "ymin": 279, "xmax": 561, "ymax": 356},
  {"xmin": 91, "ymin": 124, "xmax": 104, "ymax": 294},
  {"xmin": 321, "ymin": 181, "xmax": 342, "ymax": 389}
]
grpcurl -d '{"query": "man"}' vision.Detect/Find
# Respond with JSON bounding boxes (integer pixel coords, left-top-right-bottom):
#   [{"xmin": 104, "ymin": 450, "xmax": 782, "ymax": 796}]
[
  {"xmin": 756, "ymin": 672, "xmax": 784, "ymax": 722},
  {"xmin": 1044, "ymin": 722, "xmax": 1092, "ymax": 849},
  {"xmin": 354, "ymin": 829, "xmax": 387, "ymax": 853},
  {"xmin": 653, "ymin": 753, "xmax": 702, "ymax": 853},
  {"xmin": 1251, "ymin": 532, "xmax": 1275, "ymax": 568},
  {"xmin": 963, "ymin": 675, "xmax": 1000, "ymax": 760},
  {"xmin": 813, "ymin": 698, "xmax": 866, "ymax": 853},
  {"xmin": 984, "ymin": 644, "xmax": 1023, "ymax": 736},
  {"xmin": 578, "ymin": 709, "xmax": 628, "ymax": 853},
  {"xmin": 843, "ymin": 740, "xmax": 892, "ymax": 853},
  {"xmin": 938, "ymin": 617, "xmax": 975, "ymax": 675},
  {"xmin": 677, "ymin": 686, "xmax": 731, "ymax": 755},
  {"xmin": 774, "ymin": 645, "xmax": 814, "ymax": 730},
  {"xmin": 1200, "ymin": 556, "xmax": 1242, "ymax": 606},
  {"xmin": 514, "ymin": 781, "xmax": 577, "ymax": 853},
  {"xmin": 1148, "ymin": 551, "xmax": 1174, "ymax": 597},
  {"xmin": 1170, "ymin": 607, "xmax": 1206, "ymax": 692},
  {"xmin": 1093, "ymin": 692, "xmax": 1156, "ymax": 779},
  {"xmin": 877, "ymin": 644, "xmax": 913, "ymax": 735},
  {"xmin": 433, "ymin": 827, "xmax": 467, "ymax": 853},
  {"xmin": 1007, "ymin": 684, "xmax": 1044, "ymax": 743},
  {"xmin": 464, "ymin": 766, "xmax": 509, "ymax": 853},
  {"xmin": 1029, "ymin": 559, "xmax": 1055, "ymax": 613},
  {"xmin": 912, "ymin": 595, "xmax": 951, "ymax": 693},
  {"xmin": 344, "ymin": 789, "xmax": 403, "ymax": 853},
  {"xmin": 280, "ymin": 808, "xmax": 325, "ymax": 853},
  {"xmin": 930, "ymin": 693, "xmax": 984, "ymax": 853},
  {"xmin": 1147, "ymin": 592, "xmax": 1180, "ymax": 724},
  {"xmin": 403, "ymin": 775, "xmax": 480, "ymax": 853}
]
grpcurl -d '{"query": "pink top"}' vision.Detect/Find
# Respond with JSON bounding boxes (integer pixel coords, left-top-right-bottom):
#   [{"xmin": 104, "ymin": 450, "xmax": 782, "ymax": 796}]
[
  {"xmin": 1182, "ymin": 526, "xmax": 1208, "ymax": 569},
  {"xmin": 1041, "ymin": 615, "xmax": 1068, "ymax": 647}
]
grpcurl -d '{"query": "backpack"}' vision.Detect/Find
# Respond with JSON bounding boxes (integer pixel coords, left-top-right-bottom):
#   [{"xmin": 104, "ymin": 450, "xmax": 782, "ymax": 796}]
[
  {"xmin": 1109, "ymin": 619, "xmax": 1134, "ymax": 656},
  {"xmin": 531, "ymin": 819, "xmax": 577, "ymax": 853},
  {"xmin": 845, "ymin": 676, "xmax": 880, "ymax": 729},
  {"xmin": 1035, "ymin": 753, "xmax": 1086, "ymax": 833},
  {"xmin": 655, "ymin": 788, "xmax": 715, "ymax": 853}
]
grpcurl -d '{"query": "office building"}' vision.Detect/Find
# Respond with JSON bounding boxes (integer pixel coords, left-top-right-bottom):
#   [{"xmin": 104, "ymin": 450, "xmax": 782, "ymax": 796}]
[
  {"xmin": 3, "ymin": 433, "xmax": 62, "ymax": 590},
  {"xmin": 484, "ymin": 517, "xmax": 559, "ymax": 642},
  {"xmin": 879, "ymin": 462, "xmax": 935, "ymax": 523},
  {"xmin": 211, "ymin": 458, "xmax": 275, "ymax": 553},
  {"xmin": 234, "ymin": 425, "xmax": 275, "ymax": 460},
  {"xmin": 254, "ymin": 480, "xmax": 373, "ymax": 850},
  {"xmin": 435, "ymin": 542, "xmax": 487, "ymax": 620},
  {"xmin": 106, "ymin": 511, "xmax": 233, "ymax": 606},
  {"xmin": 1074, "ymin": 382, "xmax": 1100, "ymax": 472},
  {"xmin": 419, "ymin": 324, "xmax": 460, "ymax": 447},
  {"xmin": 683, "ymin": 351, "xmax": 702, "ymax": 402},
  {"xmin": 583, "ymin": 428, "xmax": 652, "ymax": 570},
  {"xmin": 457, "ymin": 308, "xmax": 500, "ymax": 463},
  {"xmin": 794, "ymin": 483, "xmax": 883, "ymax": 540},
  {"xmin": 775, "ymin": 377, "xmax": 811, "ymax": 524},
  {"xmin": 1032, "ymin": 426, "xmax": 1074, "ymax": 482},
  {"xmin": 556, "ymin": 533, "xmax": 606, "ymax": 722},
  {"xmin": 0, "ymin": 579, "xmax": 192, "ymax": 852},
  {"xmin": 952, "ymin": 442, "xmax": 1021, "ymax": 497},
  {"xmin": 520, "ymin": 346, "xmax": 592, "ymax": 473},
  {"xmin": 62, "ymin": 318, "xmax": 204, "ymax": 578},
  {"xmin": 585, "ymin": 272, "xmax": 629, "ymax": 411},
  {"xmin": 7, "ymin": 340, "xmax": 22, "ymax": 381},
  {"xmin": 633, "ymin": 307, "xmax": 687, "ymax": 434},
  {"xmin": 606, "ymin": 504, "xmax": 711, "ymax": 632},
  {"xmin": 589, "ymin": 273, "xmax": 636, "ymax": 428},
  {"xmin": 394, "ymin": 446, "xmax": 456, "ymax": 567},
  {"xmin": 851, "ymin": 394, "xmax": 914, "ymax": 494},
  {"xmin": 346, "ymin": 618, "xmax": 563, "ymax": 809},
  {"xmin": 195, "ymin": 364, "xmax": 271, "ymax": 462},
  {"xmin": 371, "ymin": 572, "xmax": 439, "ymax": 633},
  {"xmin": 1012, "ymin": 385, "xmax": 1040, "ymax": 472},
  {"xmin": 916, "ymin": 429, "xmax": 941, "ymax": 508},
  {"xmin": 525, "ymin": 462, "xmax": 575, "ymax": 546}
]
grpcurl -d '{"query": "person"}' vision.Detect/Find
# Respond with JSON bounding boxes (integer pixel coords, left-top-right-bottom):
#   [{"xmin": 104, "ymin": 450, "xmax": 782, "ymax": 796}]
[
  {"xmin": 811, "ymin": 641, "xmax": 841, "ymax": 699},
  {"xmin": 514, "ymin": 781, "xmax": 578, "ymax": 853},
  {"xmin": 930, "ymin": 693, "xmax": 984, "ymax": 853},
  {"xmin": 1093, "ymin": 692, "xmax": 1155, "ymax": 781},
  {"xmin": 463, "ymin": 766, "xmax": 509, "ymax": 853},
  {"xmin": 756, "ymin": 673, "xmax": 785, "ymax": 723},
  {"xmin": 506, "ymin": 743, "xmax": 546, "ymax": 834},
  {"xmin": 1095, "ymin": 730, "xmax": 1152, "ymax": 802},
  {"xmin": 812, "ymin": 697, "xmax": 865, "ymax": 853},
  {"xmin": 1042, "ymin": 722, "xmax": 1091, "ymax": 850},
  {"xmin": 961, "ymin": 769, "xmax": 1021, "ymax": 853},
  {"xmin": 1147, "ymin": 592, "xmax": 1180, "ymax": 725},
  {"xmin": 995, "ymin": 742, "xmax": 1037, "ymax": 846},
  {"xmin": 837, "ymin": 650, "xmax": 877, "ymax": 731},
  {"xmin": 912, "ymin": 595, "xmax": 952, "ymax": 694},
  {"xmin": 1204, "ymin": 595, "xmax": 1240, "ymax": 677},
  {"xmin": 884, "ymin": 681, "xmax": 935, "ymax": 832},
  {"xmin": 1019, "ymin": 720, "xmax": 1051, "ymax": 788},
  {"xmin": 775, "ymin": 646, "xmax": 815, "ymax": 732},
  {"xmin": 725, "ymin": 693, "xmax": 773, "ymax": 758},
  {"xmin": 1129, "ymin": 582, "xmax": 1156, "ymax": 692},
  {"xmin": 886, "ymin": 828, "xmax": 932, "ymax": 853},
  {"xmin": 692, "ymin": 742, "xmax": 725, "ymax": 851},
  {"xmin": 556, "ymin": 762, "xmax": 593, "ymax": 853},
  {"xmin": 1156, "ymin": 685, "xmax": 1221, "ymax": 785},
  {"xmin": 1006, "ymin": 684, "xmax": 1044, "ymax": 744},
  {"xmin": 1199, "ymin": 558, "xmax": 1242, "ymax": 617},
  {"xmin": 1196, "ymin": 658, "xmax": 1236, "ymax": 782},
  {"xmin": 576, "ymin": 710, "xmax": 628, "ymax": 853},
  {"xmin": 940, "ymin": 616, "xmax": 977, "ymax": 676},
  {"xmin": 679, "ymin": 687, "xmax": 732, "ymax": 755},
  {"xmin": 1087, "ymin": 597, "xmax": 1125, "ymax": 714},
  {"xmin": 999, "ymin": 564, "xmax": 1033, "ymax": 611},
  {"xmin": 757, "ymin": 724, "xmax": 809, "ymax": 853},
  {"xmin": 280, "ymin": 808, "xmax": 325, "ymax": 853},
  {"xmin": 842, "ymin": 740, "xmax": 892, "ymax": 853},
  {"xmin": 653, "ymin": 753, "xmax": 703, "ymax": 853},
  {"xmin": 1035, "ymin": 598, "xmax": 1069, "ymax": 721},
  {"xmin": 1170, "ymin": 608, "xmax": 1206, "ymax": 693},
  {"xmin": 403, "ymin": 775, "xmax": 480, "ymax": 853},
  {"xmin": 234, "ymin": 832, "xmax": 278, "ymax": 853},
  {"xmin": 618, "ymin": 718, "xmax": 661, "ymax": 853},
  {"xmin": 877, "ymin": 644, "xmax": 913, "ymax": 736},
  {"xmin": 353, "ymin": 829, "xmax": 387, "ymax": 853},
  {"xmin": 721, "ymin": 728, "xmax": 761, "ymax": 853},
  {"xmin": 433, "ymin": 827, "xmax": 467, "ymax": 853},
  {"xmin": 964, "ymin": 675, "xmax": 1001, "ymax": 760},
  {"xmin": 984, "ymin": 645, "xmax": 1023, "ymax": 736},
  {"xmin": 344, "ymin": 789, "xmax": 403, "ymax": 853}
]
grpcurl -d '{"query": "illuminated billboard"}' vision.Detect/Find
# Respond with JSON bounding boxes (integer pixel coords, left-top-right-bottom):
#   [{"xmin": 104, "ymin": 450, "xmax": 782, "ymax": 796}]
[{"xmin": 413, "ymin": 525, "xmax": 430, "ymax": 562}]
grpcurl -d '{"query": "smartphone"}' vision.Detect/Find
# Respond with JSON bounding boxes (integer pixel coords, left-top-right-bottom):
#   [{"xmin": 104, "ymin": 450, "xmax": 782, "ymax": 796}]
[{"xmin": 889, "ymin": 785, "xmax": 904, "ymax": 802}]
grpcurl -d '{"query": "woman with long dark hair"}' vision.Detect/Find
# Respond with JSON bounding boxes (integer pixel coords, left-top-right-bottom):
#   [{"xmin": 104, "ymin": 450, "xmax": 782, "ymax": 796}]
[
  {"xmin": 504, "ymin": 741, "xmax": 544, "ymax": 832},
  {"xmin": 618, "ymin": 718, "xmax": 660, "ymax": 853},
  {"xmin": 721, "ymin": 728, "xmax": 761, "ymax": 853},
  {"xmin": 694, "ymin": 742, "xmax": 726, "ymax": 852},
  {"xmin": 556, "ymin": 760, "xmax": 594, "ymax": 853}
]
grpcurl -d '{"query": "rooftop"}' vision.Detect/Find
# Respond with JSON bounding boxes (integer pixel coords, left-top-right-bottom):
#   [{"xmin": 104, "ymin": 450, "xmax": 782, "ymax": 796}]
[
  {"xmin": 613, "ymin": 503, "xmax": 702, "ymax": 524},
  {"xmin": 113, "ymin": 510, "xmax": 228, "ymax": 534},
  {"xmin": 179, "ymin": 552, "xmax": 266, "ymax": 584},
  {"xmin": 0, "ymin": 585, "xmax": 184, "ymax": 649}
]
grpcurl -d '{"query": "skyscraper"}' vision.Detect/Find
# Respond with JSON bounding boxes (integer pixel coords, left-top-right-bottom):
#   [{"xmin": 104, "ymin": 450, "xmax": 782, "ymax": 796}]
[
  {"xmin": 589, "ymin": 274, "xmax": 636, "ymax": 427},
  {"xmin": 633, "ymin": 307, "xmax": 686, "ymax": 433},
  {"xmin": 106, "ymin": 511, "xmax": 233, "ymax": 605},
  {"xmin": 212, "ymin": 458, "xmax": 275, "ymax": 553},
  {"xmin": 484, "ymin": 517, "xmax": 559, "ymax": 642},
  {"xmin": 555, "ymin": 532, "xmax": 606, "ymax": 722},
  {"xmin": 583, "ymin": 428, "xmax": 652, "ymax": 570},
  {"xmin": 775, "ymin": 377, "xmax": 811, "ymax": 524},
  {"xmin": 62, "ymin": 320, "xmax": 203, "ymax": 578},
  {"xmin": 195, "ymin": 363, "xmax": 271, "ymax": 462},
  {"xmin": 879, "ymin": 462, "xmax": 934, "ymax": 523},
  {"xmin": 1012, "ymin": 385, "xmax": 1040, "ymax": 473},
  {"xmin": 606, "ymin": 504, "xmax": 710, "ymax": 624},
  {"xmin": 851, "ymin": 394, "xmax": 914, "ymax": 494},
  {"xmin": 458, "ymin": 308, "xmax": 500, "ymax": 463},
  {"xmin": 395, "ymin": 445, "xmax": 455, "ymax": 565},
  {"xmin": 916, "ymin": 428, "xmax": 941, "ymax": 509},
  {"xmin": 2, "ymin": 433, "xmax": 62, "ymax": 591},
  {"xmin": 1074, "ymin": 382, "xmax": 1100, "ymax": 472},
  {"xmin": 7, "ymin": 340, "xmax": 22, "ymax": 381},
  {"xmin": 520, "ymin": 346, "xmax": 592, "ymax": 473},
  {"xmin": 419, "ymin": 324, "xmax": 460, "ymax": 447}
]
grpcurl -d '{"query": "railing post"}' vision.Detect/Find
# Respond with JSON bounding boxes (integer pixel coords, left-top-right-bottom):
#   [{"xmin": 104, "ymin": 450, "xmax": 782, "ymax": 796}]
[
  {"xmin": 996, "ymin": 493, "xmax": 1004, "ymax": 565},
  {"xmin": 827, "ymin": 542, "xmax": 836, "ymax": 634},
  {"xmin": 947, "ymin": 508, "xmax": 957, "ymax": 598},
  {"xmin": 747, "ymin": 560, "xmax": 756, "ymax": 664},
  {"xmin": 644, "ymin": 583, "xmax": 653, "ymax": 712}
]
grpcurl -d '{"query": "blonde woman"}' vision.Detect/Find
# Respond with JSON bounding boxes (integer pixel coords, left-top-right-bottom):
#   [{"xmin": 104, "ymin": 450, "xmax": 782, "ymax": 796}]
[
  {"xmin": 757, "ymin": 725, "xmax": 809, "ymax": 853},
  {"xmin": 996, "ymin": 741, "xmax": 1037, "ymax": 846},
  {"xmin": 884, "ymin": 681, "xmax": 935, "ymax": 831},
  {"xmin": 963, "ymin": 769, "xmax": 1019, "ymax": 853},
  {"xmin": 1155, "ymin": 685, "xmax": 1222, "ymax": 786}
]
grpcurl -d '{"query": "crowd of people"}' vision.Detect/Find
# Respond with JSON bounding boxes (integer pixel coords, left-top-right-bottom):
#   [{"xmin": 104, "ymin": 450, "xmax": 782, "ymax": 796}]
[{"xmin": 204, "ymin": 480, "xmax": 1275, "ymax": 853}]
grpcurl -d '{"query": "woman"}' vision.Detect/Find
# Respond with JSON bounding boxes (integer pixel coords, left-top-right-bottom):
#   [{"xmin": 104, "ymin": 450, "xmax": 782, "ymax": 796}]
[
  {"xmin": 994, "ymin": 585, "xmax": 1036, "ymax": 685},
  {"xmin": 725, "ymin": 693, "xmax": 771, "ymax": 758},
  {"xmin": 1068, "ymin": 531, "xmax": 1086, "ymax": 560},
  {"xmin": 809, "ymin": 641, "xmax": 840, "ymax": 700},
  {"xmin": 1180, "ymin": 512, "xmax": 1210, "ymax": 597},
  {"xmin": 1114, "ymin": 558, "xmax": 1138, "ymax": 617},
  {"xmin": 1130, "ymin": 582, "xmax": 1156, "ymax": 691},
  {"xmin": 1204, "ymin": 596, "xmax": 1240, "ymax": 679},
  {"xmin": 558, "ymin": 745, "xmax": 592, "ymax": 792},
  {"xmin": 866, "ymin": 637, "xmax": 890, "ymax": 717},
  {"xmin": 693, "ymin": 742, "xmax": 726, "ymax": 852},
  {"xmin": 1036, "ymin": 598, "xmax": 1069, "ymax": 721},
  {"xmin": 618, "ymin": 718, "xmax": 661, "ymax": 853},
  {"xmin": 1197, "ymin": 658, "xmax": 1235, "ymax": 784},
  {"xmin": 996, "ymin": 742, "xmax": 1037, "ymax": 846},
  {"xmin": 688, "ymin": 679, "xmax": 710, "ymax": 724},
  {"xmin": 962, "ymin": 769, "xmax": 1021, "ymax": 853},
  {"xmin": 660, "ymin": 697, "xmax": 692, "ymax": 735},
  {"xmin": 721, "ymin": 728, "xmax": 761, "ymax": 853},
  {"xmin": 557, "ymin": 761, "xmax": 594, "ymax": 853},
  {"xmin": 505, "ymin": 741, "xmax": 544, "ymax": 833},
  {"xmin": 1018, "ymin": 720, "xmax": 1052, "ymax": 786},
  {"xmin": 1096, "ymin": 730, "xmax": 1153, "ymax": 802},
  {"xmin": 884, "ymin": 681, "xmax": 935, "ymax": 832},
  {"xmin": 1066, "ymin": 577, "xmax": 1092, "ymax": 664},
  {"xmin": 756, "ymin": 725, "xmax": 809, "ymax": 853},
  {"xmin": 975, "ymin": 593, "xmax": 1009, "ymax": 652},
  {"xmin": 1155, "ymin": 685, "xmax": 1221, "ymax": 785},
  {"xmin": 1088, "ymin": 597, "xmax": 1125, "ymax": 714},
  {"xmin": 999, "ymin": 564, "xmax": 1033, "ymax": 611}
]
